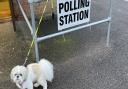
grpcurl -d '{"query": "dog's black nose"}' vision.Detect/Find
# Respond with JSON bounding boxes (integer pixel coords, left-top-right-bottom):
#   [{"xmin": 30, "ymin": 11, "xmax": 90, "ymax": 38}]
[{"xmin": 17, "ymin": 76, "xmax": 19, "ymax": 78}]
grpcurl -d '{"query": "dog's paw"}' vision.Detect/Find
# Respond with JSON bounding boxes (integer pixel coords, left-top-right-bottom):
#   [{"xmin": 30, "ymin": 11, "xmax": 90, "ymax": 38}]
[{"xmin": 34, "ymin": 83, "xmax": 40, "ymax": 87}]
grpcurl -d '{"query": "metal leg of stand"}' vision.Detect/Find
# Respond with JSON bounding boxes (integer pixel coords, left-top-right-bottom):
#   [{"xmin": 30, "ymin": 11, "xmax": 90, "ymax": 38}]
[
  {"xmin": 106, "ymin": 0, "xmax": 112, "ymax": 47},
  {"xmin": 62, "ymin": 34, "xmax": 66, "ymax": 42},
  {"xmin": 107, "ymin": 20, "xmax": 111, "ymax": 47},
  {"xmin": 29, "ymin": 3, "xmax": 39, "ymax": 62}
]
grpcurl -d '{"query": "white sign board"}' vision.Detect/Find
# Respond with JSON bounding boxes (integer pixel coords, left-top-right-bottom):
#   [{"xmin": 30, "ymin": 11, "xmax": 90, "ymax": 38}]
[{"xmin": 57, "ymin": 0, "xmax": 91, "ymax": 31}]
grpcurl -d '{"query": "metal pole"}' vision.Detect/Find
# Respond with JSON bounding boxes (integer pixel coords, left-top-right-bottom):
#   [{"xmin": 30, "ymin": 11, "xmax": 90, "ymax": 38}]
[
  {"xmin": 29, "ymin": 2, "xmax": 39, "ymax": 62},
  {"xmin": 62, "ymin": 34, "xmax": 66, "ymax": 42},
  {"xmin": 37, "ymin": 18, "xmax": 111, "ymax": 42},
  {"xmin": 17, "ymin": 0, "xmax": 33, "ymax": 34},
  {"xmin": 106, "ymin": 0, "xmax": 112, "ymax": 47}
]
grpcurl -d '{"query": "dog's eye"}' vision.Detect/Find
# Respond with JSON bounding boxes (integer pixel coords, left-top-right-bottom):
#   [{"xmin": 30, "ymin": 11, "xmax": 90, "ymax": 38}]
[
  {"xmin": 14, "ymin": 74, "xmax": 17, "ymax": 76},
  {"xmin": 20, "ymin": 74, "xmax": 22, "ymax": 76}
]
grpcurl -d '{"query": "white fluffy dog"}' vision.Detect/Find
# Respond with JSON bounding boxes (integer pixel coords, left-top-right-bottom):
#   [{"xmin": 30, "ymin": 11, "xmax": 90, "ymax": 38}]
[{"xmin": 10, "ymin": 58, "xmax": 54, "ymax": 89}]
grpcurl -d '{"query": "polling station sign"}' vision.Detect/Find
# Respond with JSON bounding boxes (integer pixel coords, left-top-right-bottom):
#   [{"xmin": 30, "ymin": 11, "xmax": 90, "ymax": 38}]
[{"xmin": 57, "ymin": 0, "xmax": 91, "ymax": 31}]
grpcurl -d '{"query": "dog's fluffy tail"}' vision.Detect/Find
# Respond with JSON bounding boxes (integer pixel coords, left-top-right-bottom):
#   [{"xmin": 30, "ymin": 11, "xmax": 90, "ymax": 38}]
[{"xmin": 39, "ymin": 58, "xmax": 54, "ymax": 82}]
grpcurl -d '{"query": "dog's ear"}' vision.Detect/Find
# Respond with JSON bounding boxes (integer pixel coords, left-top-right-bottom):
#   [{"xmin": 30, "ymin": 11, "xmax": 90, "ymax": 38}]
[{"xmin": 22, "ymin": 66, "xmax": 28, "ymax": 80}]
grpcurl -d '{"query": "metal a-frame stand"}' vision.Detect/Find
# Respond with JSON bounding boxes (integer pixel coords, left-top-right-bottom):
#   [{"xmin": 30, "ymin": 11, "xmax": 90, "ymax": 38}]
[{"xmin": 16, "ymin": 0, "xmax": 112, "ymax": 62}]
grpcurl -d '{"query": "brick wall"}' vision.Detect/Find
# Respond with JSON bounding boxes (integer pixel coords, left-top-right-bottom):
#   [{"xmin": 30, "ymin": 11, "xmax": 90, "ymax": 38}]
[{"xmin": 12, "ymin": 0, "xmax": 56, "ymax": 20}]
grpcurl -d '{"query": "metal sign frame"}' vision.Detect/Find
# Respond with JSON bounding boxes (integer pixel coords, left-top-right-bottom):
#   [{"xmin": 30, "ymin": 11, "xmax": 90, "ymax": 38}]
[{"xmin": 16, "ymin": 0, "xmax": 112, "ymax": 62}]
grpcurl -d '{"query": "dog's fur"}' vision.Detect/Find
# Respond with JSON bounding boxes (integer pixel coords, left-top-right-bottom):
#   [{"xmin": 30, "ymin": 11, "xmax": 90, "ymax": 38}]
[{"xmin": 10, "ymin": 59, "xmax": 54, "ymax": 89}]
